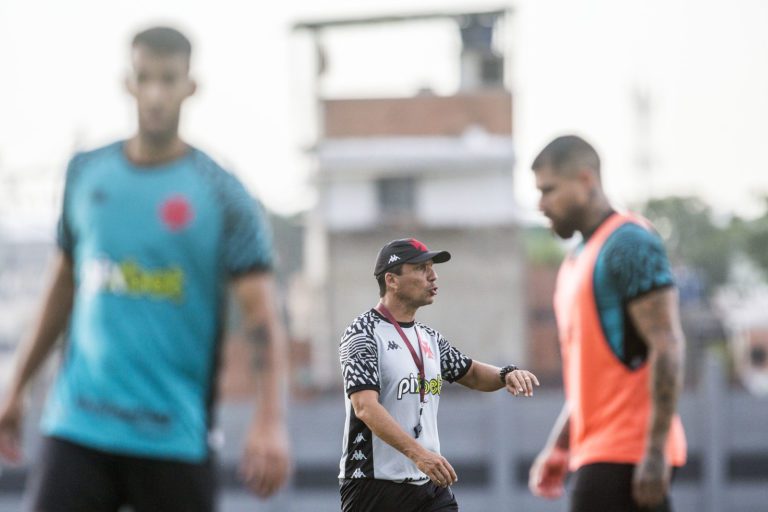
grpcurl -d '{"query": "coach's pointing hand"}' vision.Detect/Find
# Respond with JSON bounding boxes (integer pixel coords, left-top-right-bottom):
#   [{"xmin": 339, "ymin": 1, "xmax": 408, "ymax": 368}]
[{"xmin": 505, "ymin": 369, "xmax": 540, "ymax": 397}]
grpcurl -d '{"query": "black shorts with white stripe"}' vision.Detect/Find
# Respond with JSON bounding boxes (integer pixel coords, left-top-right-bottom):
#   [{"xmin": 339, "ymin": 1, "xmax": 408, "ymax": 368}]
[{"xmin": 340, "ymin": 478, "xmax": 458, "ymax": 512}]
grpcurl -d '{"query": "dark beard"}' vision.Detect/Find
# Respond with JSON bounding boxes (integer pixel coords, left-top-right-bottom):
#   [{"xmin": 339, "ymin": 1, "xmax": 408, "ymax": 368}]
[
  {"xmin": 549, "ymin": 205, "xmax": 584, "ymax": 239},
  {"xmin": 551, "ymin": 223, "xmax": 577, "ymax": 239}
]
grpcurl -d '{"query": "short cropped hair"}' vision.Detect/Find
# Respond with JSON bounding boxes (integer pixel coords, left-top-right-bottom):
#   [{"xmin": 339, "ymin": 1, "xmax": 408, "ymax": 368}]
[
  {"xmin": 377, "ymin": 264, "xmax": 403, "ymax": 298},
  {"xmin": 132, "ymin": 26, "xmax": 192, "ymax": 59},
  {"xmin": 531, "ymin": 135, "xmax": 601, "ymax": 178}
]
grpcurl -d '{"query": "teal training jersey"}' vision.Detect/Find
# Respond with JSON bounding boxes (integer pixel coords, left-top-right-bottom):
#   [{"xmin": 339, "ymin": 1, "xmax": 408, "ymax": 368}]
[
  {"xmin": 591, "ymin": 221, "xmax": 674, "ymax": 369},
  {"xmin": 42, "ymin": 141, "xmax": 273, "ymax": 462}
]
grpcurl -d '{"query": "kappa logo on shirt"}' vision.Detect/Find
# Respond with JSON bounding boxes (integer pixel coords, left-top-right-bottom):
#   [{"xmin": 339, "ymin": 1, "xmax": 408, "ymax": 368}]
[
  {"xmin": 350, "ymin": 450, "xmax": 367, "ymax": 461},
  {"xmin": 351, "ymin": 468, "xmax": 366, "ymax": 479},
  {"xmin": 353, "ymin": 433, "xmax": 367, "ymax": 444},
  {"xmin": 387, "ymin": 340, "xmax": 401, "ymax": 351}
]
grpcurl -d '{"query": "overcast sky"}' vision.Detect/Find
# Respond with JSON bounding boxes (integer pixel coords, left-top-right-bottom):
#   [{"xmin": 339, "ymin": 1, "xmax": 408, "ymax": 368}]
[{"xmin": 1, "ymin": 0, "xmax": 767, "ymax": 233}]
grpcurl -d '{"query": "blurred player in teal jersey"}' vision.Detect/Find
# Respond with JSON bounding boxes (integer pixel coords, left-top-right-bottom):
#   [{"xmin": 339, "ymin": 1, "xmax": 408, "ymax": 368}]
[{"xmin": 0, "ymin": 26, "xmax": 290, "ymax": 511}]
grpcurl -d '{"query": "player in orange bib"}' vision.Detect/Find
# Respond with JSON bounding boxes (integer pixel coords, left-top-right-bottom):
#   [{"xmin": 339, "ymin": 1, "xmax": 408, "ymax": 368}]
[{"xmin": 527, "ymin": 136, "xmax": 686, "ymax": 512}]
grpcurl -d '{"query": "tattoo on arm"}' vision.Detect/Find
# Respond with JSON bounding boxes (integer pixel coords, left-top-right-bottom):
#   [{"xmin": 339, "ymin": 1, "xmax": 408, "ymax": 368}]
[
  {"xmin": 246, "ymin": 324, "xmax": 270, "ymax": 371},
  {"xmin": 629, "ymin": 289, "xmax": 684, "ymax": 454},
  {"xmin": 648, "ymin": 348, "xmax": 681, "ymax": 453}
]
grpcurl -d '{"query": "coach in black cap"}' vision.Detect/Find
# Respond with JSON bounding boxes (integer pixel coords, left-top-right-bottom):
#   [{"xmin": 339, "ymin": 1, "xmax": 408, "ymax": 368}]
[
  {"xmin": 374, "ymin": 238, "xmax": 451, "ymax": 278},
  {"xmin": 337, "ymin": 237, "xmax": 540, "ymax": 512}
]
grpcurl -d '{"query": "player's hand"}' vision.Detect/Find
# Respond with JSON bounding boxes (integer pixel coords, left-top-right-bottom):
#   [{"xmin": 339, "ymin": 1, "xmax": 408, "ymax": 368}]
[
  {"xmin": 0, "ymin": 395, "xmax": 23, "ymax": 464},
  {"xmin": 413, "ymin": 448, "xmax": 458, "ymax": 487},
  {"xmin": 240, "ymin": 420, "xmax": 292, "ymax": 498},
  {"xmin": 529, "ymin": 446, "xmax": 568, "ymax": 499},
  {"xmin": 505, "ymin": 370, "xmax": 540, "ymax": 397},
  {"xmin": 632, "ymin": 449, "xmax": 670, "ymax": 508}
]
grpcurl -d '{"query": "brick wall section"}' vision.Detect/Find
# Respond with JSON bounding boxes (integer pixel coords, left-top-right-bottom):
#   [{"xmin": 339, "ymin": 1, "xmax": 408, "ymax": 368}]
[
  {"xmin": 323, "ymin": 91, "xmax": 513, "ymax": 137},
  {"xmin": 525, "ymin": 264, "xmax": 562, "ymax": 384}
]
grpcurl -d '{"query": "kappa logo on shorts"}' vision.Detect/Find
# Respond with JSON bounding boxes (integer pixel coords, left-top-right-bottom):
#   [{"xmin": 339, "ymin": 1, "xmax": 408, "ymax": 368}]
[
  {"xmin": 350, "ymin": 450, "xmax": 367, "ymax": 461},
  {"xmin": 351, "ymin": 468, "xmax": 366, "ymax": 479},
  {"xmin": 353, "ymin": 433, "xmax": 367, "ymax": 444},
  {"xmin": 387, "ymin": 340, "xmax": 401, "ymax": 351}
]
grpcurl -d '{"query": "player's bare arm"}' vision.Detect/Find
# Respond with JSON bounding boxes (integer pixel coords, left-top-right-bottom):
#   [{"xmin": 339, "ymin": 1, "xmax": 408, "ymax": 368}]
[
  {"xmin": 529, "ymin": 402, "xmax": 570, "ymax": 499},
  {"xmin": 232, "ymin": 271, "xmax": 291, "ymax": 498},
  {"xmin": 457, "ymin": 361, "xmax": 539, "ymax": 396},
  {"xmin": 627, "ymin": 287, "xmax": 685, "ymax": 508},
  {"xmin": 350, "ymin": 389, "xmax": 458, "ymax": 487},
  {"xmin": 0, "ymin": 252, "xmax": 74, "ymax": 463}
]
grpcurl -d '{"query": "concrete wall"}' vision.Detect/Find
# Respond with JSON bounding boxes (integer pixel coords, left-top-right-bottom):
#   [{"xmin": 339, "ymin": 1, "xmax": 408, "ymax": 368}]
[
  {"xmin": 2, "ymin": 354, "xmax": 767, "ymax": 512},
  {"xmin": 319, "ymin": 225, "xmax": 526, "ymax": 389}
]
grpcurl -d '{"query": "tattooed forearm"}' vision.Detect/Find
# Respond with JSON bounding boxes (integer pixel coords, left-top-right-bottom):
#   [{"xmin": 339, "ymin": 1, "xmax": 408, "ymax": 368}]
[
  {"xmin": 648, "ymin": 343, "xmax": 682, "ymax": 452},
  {"xmin": 246, "ymin": 324, "xmax": 271, "ymax": 371},
  {"xmin": 628, "ymin": 288, "xmax": 685, "ymax": 455}
]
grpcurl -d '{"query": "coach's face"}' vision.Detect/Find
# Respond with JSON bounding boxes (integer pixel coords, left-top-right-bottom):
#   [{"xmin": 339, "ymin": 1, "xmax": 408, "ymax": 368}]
[
  {"xmin": 534, "ymin": 165, "xmax": 590, "ymax": 239},
  {"xmin": 390, "ymin": 260, "xmax": 439, "ymax": 308},
  {"xmin": 126, "ymin": 45, "xmax": 196, "ymax": 142}
]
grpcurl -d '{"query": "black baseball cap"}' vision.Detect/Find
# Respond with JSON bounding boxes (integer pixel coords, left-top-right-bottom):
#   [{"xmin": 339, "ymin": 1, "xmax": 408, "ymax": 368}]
[{"xmin": 374, "ymin": 238, "xmax": 451, "ymax": 277}]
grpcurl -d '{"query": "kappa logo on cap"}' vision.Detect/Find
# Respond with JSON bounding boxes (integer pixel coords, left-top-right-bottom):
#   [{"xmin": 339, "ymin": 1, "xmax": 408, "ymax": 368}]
[{"xmin": 388, "ymin": 254, "xmax": 401, "ymax": 264}]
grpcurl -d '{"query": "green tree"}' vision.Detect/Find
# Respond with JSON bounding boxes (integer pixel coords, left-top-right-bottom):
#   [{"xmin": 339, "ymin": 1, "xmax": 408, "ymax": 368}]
[
  {"xmin": 640, "ymin": 196, "xmax": 732, "ymax": 292},
  {"xmin": 523, "ymin": 226, "xmax": 565, "ymax": 266},
  {"xmin": 741, "ymin": 197, "xmax": 768, "ymax": 278}
]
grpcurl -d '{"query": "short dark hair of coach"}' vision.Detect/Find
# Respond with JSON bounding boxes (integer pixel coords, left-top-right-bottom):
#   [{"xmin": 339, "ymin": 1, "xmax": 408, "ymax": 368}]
[{"xmin": 337, "ymin": 237, "xmax": 541, "ymax": 512}]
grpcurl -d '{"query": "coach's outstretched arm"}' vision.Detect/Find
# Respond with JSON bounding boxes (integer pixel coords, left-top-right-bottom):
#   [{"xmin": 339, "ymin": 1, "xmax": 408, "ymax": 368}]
[
  {"xmin": 0, "ymin": 252, "xmax": 74, "ymax": 463},
  {"xmin": 457, "ymin": 361, "xmax": 539, "ymax": 396},
  {"xmin": 232, "ymin": 272, "xmax": 292, "ymax": 498},
  {"xmin": 627, "ymin": 287, "xmax": 685, "ymax": 508},
  {"xmin": 350, "ymin": 389, "xmax": 458, "ymax": 488}
]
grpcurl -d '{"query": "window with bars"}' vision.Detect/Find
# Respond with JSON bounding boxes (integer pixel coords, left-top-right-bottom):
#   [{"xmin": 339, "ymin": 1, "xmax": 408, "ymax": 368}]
[{"xmin": 377, "ymin": 177, "xmax": 416, "ymax": 223}]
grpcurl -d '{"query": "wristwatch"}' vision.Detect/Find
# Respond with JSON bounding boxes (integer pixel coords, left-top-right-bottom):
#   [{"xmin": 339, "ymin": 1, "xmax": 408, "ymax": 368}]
[{"xmin": 499, "ymin": 364, "xmax": 519, "ymax": 384}]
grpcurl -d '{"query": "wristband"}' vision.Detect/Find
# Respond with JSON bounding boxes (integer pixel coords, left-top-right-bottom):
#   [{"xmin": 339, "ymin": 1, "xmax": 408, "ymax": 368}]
[{"xmin": 499, "ymin": 364, "xmax": 519, "ymax": 384}]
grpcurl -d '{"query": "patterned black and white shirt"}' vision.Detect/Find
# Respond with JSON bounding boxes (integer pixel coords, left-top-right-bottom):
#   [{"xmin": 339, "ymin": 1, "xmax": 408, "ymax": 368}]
[{"xmin": 338, "ymin": 309, "xmax": 472, "ymax": 482}]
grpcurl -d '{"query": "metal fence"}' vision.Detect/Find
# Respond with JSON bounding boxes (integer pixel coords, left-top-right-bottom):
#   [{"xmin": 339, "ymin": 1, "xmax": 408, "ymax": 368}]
[{"xmin": 1, "ymin": 352, "xmax": 767, "ymax": 511}]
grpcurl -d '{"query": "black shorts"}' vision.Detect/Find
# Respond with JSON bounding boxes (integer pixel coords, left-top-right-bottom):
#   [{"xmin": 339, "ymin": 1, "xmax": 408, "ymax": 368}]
[
  {"xmin": 340, "ymin": 478, "xmax": 458, "ymax": 512},
  {"xmin": 570, "ymin": 463, "xmax": 674, "ymax": 512},
  {"xmin": 26, "ymin": 436, "xmax": 216, "ymax": 512}
]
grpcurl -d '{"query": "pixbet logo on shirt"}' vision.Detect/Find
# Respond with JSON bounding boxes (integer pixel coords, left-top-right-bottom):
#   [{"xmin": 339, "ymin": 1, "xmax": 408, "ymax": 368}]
[
  {"xmin": 397, "ymin": 373, "xmax": 443, "ymax": 400},
  {"xmin": 81, "ymin": 258, "xmax": 185, "ymax": 302}
]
